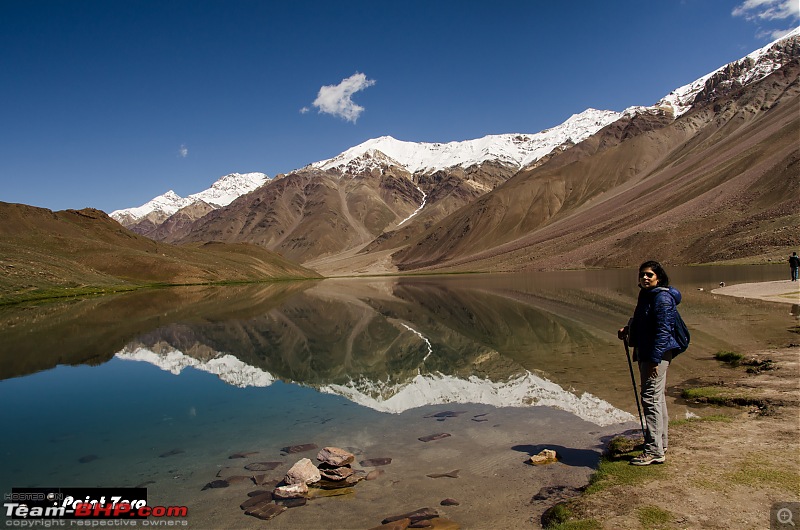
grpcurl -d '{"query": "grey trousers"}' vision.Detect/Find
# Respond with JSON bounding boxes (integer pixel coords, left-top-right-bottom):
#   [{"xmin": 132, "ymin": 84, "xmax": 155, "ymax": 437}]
[{"xmin": 638, "ymin": 351, "xmax": 672, "ymax": 457}]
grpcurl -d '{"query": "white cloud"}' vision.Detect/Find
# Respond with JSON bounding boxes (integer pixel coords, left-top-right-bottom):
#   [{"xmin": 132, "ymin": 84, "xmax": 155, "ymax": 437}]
[
  {"xmin": 732, "ymin": 0, "xmax": 798, "ymax": 21},
  {"xmin": 299, "ymin": 106, "xmax": 310, "ymax": 114},
  {"xmin": 178, "ymin": 144, "xmax": 188, "ymax": 158},
  {"xmin": 311, "ymin": 72, "xmax": 376, "ymax": 123}
]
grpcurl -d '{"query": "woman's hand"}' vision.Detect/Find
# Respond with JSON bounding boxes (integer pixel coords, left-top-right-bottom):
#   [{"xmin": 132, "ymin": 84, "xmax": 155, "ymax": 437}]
[
  {"xmin": 618, "ymin": 326, "xmax": 629, "ymax": 341},
  {"xmin": 645, "ymin": 363, "xmax": 659, "ymax": 379}
]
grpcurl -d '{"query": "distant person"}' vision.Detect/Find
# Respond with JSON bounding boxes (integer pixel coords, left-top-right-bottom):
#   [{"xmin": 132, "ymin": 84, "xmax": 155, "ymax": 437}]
[
  {"xmin": 790, "ymin": 252, "xmax": 800, "ymax": 281},
  {"xmin": 618, "ymin": 261, "xmax": 681, "ymax": 466}
]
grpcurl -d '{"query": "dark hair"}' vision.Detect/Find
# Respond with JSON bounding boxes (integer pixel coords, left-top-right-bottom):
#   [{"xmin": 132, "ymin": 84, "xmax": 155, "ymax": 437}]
[{"xmin": 639, "ymin": 260, "xmax": 670, "ymax": 287}]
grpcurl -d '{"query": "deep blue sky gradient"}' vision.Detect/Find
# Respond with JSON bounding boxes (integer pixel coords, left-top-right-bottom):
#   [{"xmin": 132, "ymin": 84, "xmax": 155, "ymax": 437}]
[{"xmin": 1, "ymin": 0, "xmax": 796, "ymax": 213}]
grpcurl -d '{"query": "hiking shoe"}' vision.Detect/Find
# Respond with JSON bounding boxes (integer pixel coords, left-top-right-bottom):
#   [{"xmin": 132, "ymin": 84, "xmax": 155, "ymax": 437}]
[{"xmin": 630, "ymin": 452, "xmax": 665, "ymax": 466}]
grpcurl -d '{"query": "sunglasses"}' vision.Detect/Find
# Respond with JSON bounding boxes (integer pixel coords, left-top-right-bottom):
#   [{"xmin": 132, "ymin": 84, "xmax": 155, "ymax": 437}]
[{"xmin": 639, "ymin": 271, "xmax": 656, "ymax": 278}]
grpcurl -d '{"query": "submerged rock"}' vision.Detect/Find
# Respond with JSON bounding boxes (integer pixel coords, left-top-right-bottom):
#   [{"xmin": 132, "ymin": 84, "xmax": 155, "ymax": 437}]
[
  {"xmin": 383, "ymin": 507, "xmax": 439, "ymax": 525},
  {"xmin": 418, "ymin": 433, "xmax": 451, "ymax": 443},
  {"xmin": 426, "ymin": 469, "xmax": 459, "ymax": 479},
  {"xmin": 223, "ymin": 475, "xmax": 251, "ymax": 484},
  {"xmin": 201, "ymin": 480, "xmax": 229, "ymax": 491},
  {"xmin": 281, "ymin": 443, "xmax": 318, "ymax": 454},
  {"xmin": 317, "ymin": 447, "xmax": 355, "ymax": 466},
  {"xmin": 229, "ymin": 451, "xmax": 259, "ymax": 459},
  {"xmin": 240, "ymin": 492, "xmax": 273, "ymax": 509},
  {"xmin": 158, "ymin": 449, "xmax": 184, "ymax": 458},
  {"xmin": 244, "ymin": 461, "xmax": 282, "ymax": 471},
  {"xmin": 244, "ymin": 502, "xmax": 286, "ymax": 521},
  {"xmin": 360, "ymin": 457, "xmax": 392, "ymax": 467},
  {"xmin": 366, "ymin": 469, "xmax": 385, "ymax": 481},
  {"xmin": 531, "ymin": 485, "xmax": 581, "ymax": 502},
  {"xmin": 78, "ymin": 455, "xmax": 98, "ymax": 463},
  {"xmin": 369, "ymin": 519, "xmax": 411, "ymax": 530}
]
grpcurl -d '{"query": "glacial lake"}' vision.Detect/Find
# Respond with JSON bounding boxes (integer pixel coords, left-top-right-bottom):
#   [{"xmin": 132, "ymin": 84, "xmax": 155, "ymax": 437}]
[{"xmin": 0, "ymin": 265, "xmax": 795, "ymax": 528}]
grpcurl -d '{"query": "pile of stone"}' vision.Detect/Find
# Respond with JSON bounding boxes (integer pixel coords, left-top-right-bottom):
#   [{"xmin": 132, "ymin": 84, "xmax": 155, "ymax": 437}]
[
  {"xmin": 239, "ymin": 446, "xmax": 369, "ymax": 521},
  {"xmin": 316, "ymin": 446, "xmax": 366, "ymax": 487}
]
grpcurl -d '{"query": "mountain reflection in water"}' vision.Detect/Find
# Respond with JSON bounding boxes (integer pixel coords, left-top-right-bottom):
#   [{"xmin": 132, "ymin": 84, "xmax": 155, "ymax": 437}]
[{"xmin": 2, "ymin": 266, "xmax": 792, "ymax": 422}]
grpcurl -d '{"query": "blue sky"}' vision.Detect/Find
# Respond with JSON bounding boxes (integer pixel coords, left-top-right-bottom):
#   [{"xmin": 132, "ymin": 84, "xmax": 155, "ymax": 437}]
[{"xmin": 1, "ymin": 0, "xmax": 797, "ymax": 214}]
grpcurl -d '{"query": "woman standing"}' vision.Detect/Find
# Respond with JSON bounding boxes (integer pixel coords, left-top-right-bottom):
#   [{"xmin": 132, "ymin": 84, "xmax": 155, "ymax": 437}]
[{"xmin": 618, "ymin": 261, "xmax": 682, "ymax": 466}]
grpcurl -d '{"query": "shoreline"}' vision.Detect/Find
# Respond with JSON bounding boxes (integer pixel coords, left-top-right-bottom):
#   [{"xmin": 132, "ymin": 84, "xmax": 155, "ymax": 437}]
[
  {"xmin": 712, "ymin": 279, "xmax": 800, "ymax": 305},
  {"xmin": 544, "ymin": 280, "xmax": 800, "ymax": 529}
]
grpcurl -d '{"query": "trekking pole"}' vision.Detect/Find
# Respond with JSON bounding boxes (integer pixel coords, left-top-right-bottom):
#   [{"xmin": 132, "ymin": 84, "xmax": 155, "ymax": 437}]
[{"xmin": 623, "ymin": 338, "xmax": 646, "ymax": 440}]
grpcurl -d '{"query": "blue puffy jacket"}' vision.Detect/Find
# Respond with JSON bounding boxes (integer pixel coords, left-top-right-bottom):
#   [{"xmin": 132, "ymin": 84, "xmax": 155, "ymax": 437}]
[{"xmin": 629, "ymin": 286, "xmax": 682, "ymax": 364}]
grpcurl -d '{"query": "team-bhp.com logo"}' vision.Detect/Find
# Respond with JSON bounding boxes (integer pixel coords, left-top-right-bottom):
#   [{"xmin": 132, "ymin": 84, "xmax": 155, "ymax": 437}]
[{"xmin": 4, "ymin": 488, "xmax": 187, "ymax": 523}]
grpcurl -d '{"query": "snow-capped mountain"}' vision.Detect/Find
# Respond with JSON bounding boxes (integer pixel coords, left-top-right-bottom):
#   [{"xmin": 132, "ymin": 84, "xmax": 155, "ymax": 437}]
[
  {"xmin": 310, "ymin": 109, "xmax": 623, "ymax": 175},
  {"xmin": 111, "ymin": 172, "xmax": 269, "ymax": 225},
  {"xmin": 657, "ymin": 26, "xmax": 800, "ymax": 116}
]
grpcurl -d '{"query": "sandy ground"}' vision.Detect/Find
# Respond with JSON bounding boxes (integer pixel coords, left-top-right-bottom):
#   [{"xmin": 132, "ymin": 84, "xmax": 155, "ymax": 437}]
[{"xmin": 713, "ymin": 279, "xmax": 800, "ymax": 305}]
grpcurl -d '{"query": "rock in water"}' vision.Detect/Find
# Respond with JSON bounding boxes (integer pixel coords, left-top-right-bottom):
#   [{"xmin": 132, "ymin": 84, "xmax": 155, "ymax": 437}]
[
  {"xmin": 418, "ymin": 433, "xmax": 451, "ymax": 443},
  {"xmin": 318, "ymin": 463, "xmax": 354, "ymax": 481},
  {"xmin": 382, "ymin": 508, "xmax": 439, "ymax": 525},
  {"xmin": 244, "ymin": 461, "xmax": 282, "ymax": 471},
  {"xmin": 78, "ymin": 455, "xmax": 98, "ymax": 463},
  {"xmin": 280, "ymin": 443, "xmax": 318, "ymax": 454},
  {"xmin": 240, "ymin": 492, "xmax": 274, "ymax": 510},
  {"xmin": 201, "ymin": 480, "xmax": 229, "ymax": 491},
  {"xmin": 529, "ymin": 449, "xmax": 559, "ymax": 466},
  {"xmin": 229, "ymin": 451, "xmax": 259, "ymax": 459},
  {"xmin": 440, "ymin": 498, "xmax": 460, "ymax": 506},
  {"xmin": 426, "ymin": 469, "xmax": 459, "ymax": 479},
  {"xmin": 244, "ymin": 502, "xmax": 286, "ymax": 521},
  {"xmin": 360, "ymin": 457, "xmax": 392, "ymax": 467},
  {"xmin": 369, "ymin": 518, "xmax": 411, "ymax": 530},
  {"xmin": 317, "ymin": 447, "xmax": 355, "ymax": 466},
  {"xmin": 159, "ymin": 449, "xmax": 184, "ymax": 458},
  {"xmin": 366, "ymin": 469, "xmax": 385, "ymax": 481},
  {"xmin": 273, "ymin": 482, "xmax": 308, "ymax": 499},
  {"xmin": 285, "ymin": 458, "xmax": 321, "ymax": 485}
]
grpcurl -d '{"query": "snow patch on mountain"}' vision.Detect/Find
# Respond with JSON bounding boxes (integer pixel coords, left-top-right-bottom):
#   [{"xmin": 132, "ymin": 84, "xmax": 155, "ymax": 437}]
[
  {"xmin": 310, "ymin": 108, "xmax": 623, "ymax": 175},
  {"xmin": 657, "ymin": 27, "xmax": 800, "ymax": 117},
  {"xmin": 110, "ymin": 172, "xmax": 269, "ymax": 223}
]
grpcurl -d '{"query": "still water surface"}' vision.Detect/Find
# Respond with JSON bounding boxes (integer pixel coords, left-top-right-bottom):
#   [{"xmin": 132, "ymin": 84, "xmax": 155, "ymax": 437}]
[{"xmin": 0, "ymin": 266, "xmax": 793, "ymax": 527}]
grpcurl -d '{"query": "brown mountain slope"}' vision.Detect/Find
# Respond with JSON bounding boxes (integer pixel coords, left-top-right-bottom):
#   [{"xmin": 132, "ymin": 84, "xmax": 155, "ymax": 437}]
[
  {"xmin": 169, "ymin": 157, "xmax": 518, "ymax": 264},
  {"xmin": 0, "ymin": 203, "xmax": 320, "ymax": 300},
  {"xmin": 391, "ymin": 59, "xmax": 800, "ymax": 272}
]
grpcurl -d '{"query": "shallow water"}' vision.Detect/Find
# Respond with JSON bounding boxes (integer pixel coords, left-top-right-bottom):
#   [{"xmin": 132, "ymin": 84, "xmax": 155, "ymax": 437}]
[{"xmin": 0, "ymin": 265, "xmax": 794, "ymax": 527}]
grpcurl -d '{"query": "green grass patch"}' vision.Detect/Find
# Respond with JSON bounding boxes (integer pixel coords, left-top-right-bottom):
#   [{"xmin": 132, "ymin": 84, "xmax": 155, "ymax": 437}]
[
  {"xmin": 681, "ymin": 386, "xmax": 765, "ymax": 408},
  {"xmin": 584, "ymin": 453, "xmax": 665, "ymax": 495},
  {"xmin": 725, "ymin": 457, "xmax": 800, "ymax": 495},
  {"xmin": 714, "ymin": 350, "xmax": 743, "ymax": 364},
  {"xmin": 637, "ymin": 505, "xmax": 673, "ymax": 528},
  {"xmin": 0, "ymin": 285, "xmax": 146, "ymax": 306},
  {"xmin": 542, "ymin": 503, "xmax": 603, "ymax": 530}
]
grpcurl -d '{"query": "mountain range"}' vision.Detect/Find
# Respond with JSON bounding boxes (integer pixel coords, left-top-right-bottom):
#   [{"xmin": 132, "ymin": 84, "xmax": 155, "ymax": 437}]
[{"xmin": 105, "ymin": 28, "xmax": 799, "ymax": 276}]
